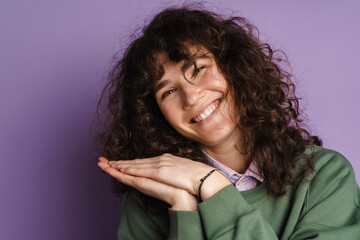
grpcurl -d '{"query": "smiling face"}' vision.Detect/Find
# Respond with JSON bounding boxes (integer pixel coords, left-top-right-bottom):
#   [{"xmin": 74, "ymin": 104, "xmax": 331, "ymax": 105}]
[{"xmin": 153, "ymin": 47, "xmax": 241, "ymax": 150}]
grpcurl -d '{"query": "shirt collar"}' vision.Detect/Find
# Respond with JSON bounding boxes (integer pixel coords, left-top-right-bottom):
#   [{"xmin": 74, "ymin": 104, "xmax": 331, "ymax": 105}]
[{"xmin": 202, "ymin": 150, "xmax": 264, "ymax": 183}]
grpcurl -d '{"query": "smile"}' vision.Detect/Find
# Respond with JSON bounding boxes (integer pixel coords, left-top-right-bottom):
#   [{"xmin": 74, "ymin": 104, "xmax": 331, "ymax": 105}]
[{"xmin": 192, "ymin": 101, "xmax": 219, "ymax": 123}]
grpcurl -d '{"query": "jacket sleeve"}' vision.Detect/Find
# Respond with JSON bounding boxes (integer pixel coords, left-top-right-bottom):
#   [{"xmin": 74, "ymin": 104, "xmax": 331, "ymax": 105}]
[
  {"xmin": 117, "ymin": 190, "xmax": 206, "ymax": 240},
  {"xmin": 197, "ymin": 185, "xmax": 280, "ymax": 239},
  {"xmin": 168, "ymin": 209, "xmax": 205, "ymax": 239}
]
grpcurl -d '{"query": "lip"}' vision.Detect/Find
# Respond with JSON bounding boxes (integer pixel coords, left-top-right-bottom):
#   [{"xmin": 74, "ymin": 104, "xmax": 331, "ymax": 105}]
[{"xmin": 189, "ymin": 99, "xmax": 221, "ymax": 124}]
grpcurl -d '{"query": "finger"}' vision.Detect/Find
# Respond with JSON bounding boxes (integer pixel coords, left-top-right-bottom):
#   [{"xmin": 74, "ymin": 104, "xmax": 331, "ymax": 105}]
[
  {"xmin": 109, "ymin": 155, "xmax": 179, "ymax": 168},
  {"xmin": 120, "ymin": 167, "xmax": 160, "ymax": 179},
  {"xmin": 110, "ymin": 161, "xmax": 167, "ymax": 170},
  {"xmin": 97, "ymin": 161, "xmax": 111, "ymax": 171},
  {"xmin": 98, "ymin": 157, "xmax": 109, "ymax": 163},
  {"xmin": 109, "ymin": 153, "xmax": 178, "ymax": 166},
  {"xmin": 98, "ymin": 162, "xmax": 171, "ymax": 199},
  {"xmin": 98, "ymin": 162, "xmax": 137, "ymax": 185},
  {"xmin": 109, "ymin": 157, "xmax": 159, "ymax": 166}
]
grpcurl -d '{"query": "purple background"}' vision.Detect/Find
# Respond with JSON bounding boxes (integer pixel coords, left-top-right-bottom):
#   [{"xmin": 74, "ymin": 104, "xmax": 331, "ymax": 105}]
[{"xmin": 1, "ymin": 1, "xmax": 359, "ymax": 239}]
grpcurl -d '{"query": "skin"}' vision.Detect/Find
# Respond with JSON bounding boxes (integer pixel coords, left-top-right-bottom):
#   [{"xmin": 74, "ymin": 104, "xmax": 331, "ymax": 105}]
[{"xmin": 98, "ymin": 47, "xmax": 247, "ymax": 211}]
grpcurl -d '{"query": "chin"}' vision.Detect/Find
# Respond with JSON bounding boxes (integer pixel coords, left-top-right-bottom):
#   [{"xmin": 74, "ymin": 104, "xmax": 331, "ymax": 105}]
[
  {"xmin": 197, "ymin": 129, "xmax": 238, "ymax": 148},
  {"xmin": 197, "ymin": 137, "xmax": 228, "ymax": 148}
]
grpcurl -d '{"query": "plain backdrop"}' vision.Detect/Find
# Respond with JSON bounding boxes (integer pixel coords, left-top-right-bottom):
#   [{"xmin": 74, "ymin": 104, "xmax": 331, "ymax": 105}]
[{"xmin": 1, "ymin": 0, "xmax": 359, "ymax": 239}]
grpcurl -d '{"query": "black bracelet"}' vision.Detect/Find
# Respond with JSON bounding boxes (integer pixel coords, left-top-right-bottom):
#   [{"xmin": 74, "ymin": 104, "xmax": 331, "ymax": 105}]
[{"xmin": 198, "ymin": 169, "xmax": 216, "ymax": 202}]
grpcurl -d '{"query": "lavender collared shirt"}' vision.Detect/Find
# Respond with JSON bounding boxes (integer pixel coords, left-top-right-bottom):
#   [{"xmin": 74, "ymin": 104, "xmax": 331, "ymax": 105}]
[{"xmin": 202, "ymin": 151, "xmax": 264, "ymax": 191}]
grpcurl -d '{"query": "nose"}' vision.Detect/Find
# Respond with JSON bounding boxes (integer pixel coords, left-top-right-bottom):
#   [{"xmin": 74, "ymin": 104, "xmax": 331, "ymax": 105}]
[{"xmin": 182, "ymin": 82, "xmax": 204, "ymax": 109}]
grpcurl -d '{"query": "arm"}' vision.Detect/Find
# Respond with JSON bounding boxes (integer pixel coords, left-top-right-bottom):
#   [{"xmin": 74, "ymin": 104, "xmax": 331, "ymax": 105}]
[
  {"xmin": 190, "ymin": 149, "xmax": 360, "ymax": 239},
  {"xmin": 98, "ymin": 157, "xmax": 206, "ymax": 239},
  {"xmin": 198, "ymin": 185, "xmax": 279, "ymax": 239},
  {"xmin": 102, "ymin": 149, "xmax": 360, "ymax": 239},
  {"xmin": 106, "ymin": 154, "xmax": 280, "ymax": 239},
  {"xmin": 169, "ymin": 161, "xmax": 360, "ymax": 240},
  {"xmin": 118, "ymin": 190, "xmax": 207, "ymax": 240}
]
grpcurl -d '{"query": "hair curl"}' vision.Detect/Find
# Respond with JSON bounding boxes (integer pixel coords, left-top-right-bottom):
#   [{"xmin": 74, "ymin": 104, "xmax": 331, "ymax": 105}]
[{"xmin": 97, "ymin": 6, "xmax": 321, "ymax": 197}]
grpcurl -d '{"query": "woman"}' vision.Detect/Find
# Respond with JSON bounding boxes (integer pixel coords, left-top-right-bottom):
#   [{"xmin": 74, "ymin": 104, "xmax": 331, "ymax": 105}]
[{"xmin": 97, "ymin": 6, "xmax": 360, "ymax": 239}]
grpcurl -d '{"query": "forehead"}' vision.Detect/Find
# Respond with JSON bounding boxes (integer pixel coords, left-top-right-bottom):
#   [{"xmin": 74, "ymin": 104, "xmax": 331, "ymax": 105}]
[
  {"xmin": 156, "ymin": 45, "xmax": 211, "ymax": 66},
  {"xmin": 153, "ymin": 46, "xmax": 212, "ymax": 90}
]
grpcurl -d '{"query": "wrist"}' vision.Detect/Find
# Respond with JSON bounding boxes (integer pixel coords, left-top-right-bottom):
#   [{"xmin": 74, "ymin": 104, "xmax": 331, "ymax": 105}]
[
  {"xmin": 198, "ymin": 170, "xmax": 232, "ymax": 202},
  {"xmin": 171, "ymin": 190, "xmax": 198, "ymax": 211}
]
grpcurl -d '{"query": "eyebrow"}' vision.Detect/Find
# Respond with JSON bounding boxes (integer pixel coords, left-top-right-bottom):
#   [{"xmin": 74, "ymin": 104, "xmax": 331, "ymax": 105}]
[
  {"xmin": 181, "ymin": 54, "xmax": 209, "ymax": 73},
  {"xmin": 154, "ymin": 79, "xmax": 171, "ymax": 95},
  {"xmin": 154, "ymin": 54, "xmax": 211, "ymax": 95}
]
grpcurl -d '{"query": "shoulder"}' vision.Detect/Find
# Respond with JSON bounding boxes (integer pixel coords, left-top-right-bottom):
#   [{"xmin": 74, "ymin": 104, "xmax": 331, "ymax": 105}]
[
  {"xmin": 291, "ymin": 146, "xmax": 360, "ymax": 231},
  {"xmin": 304, "ymin": 145, "xmax": 354, "ymax": 176},
  {"xmin": 120, "ymin": 189, "xmax": 170, "ymax": 238},
  {"xmin": 121, "ymin": 189, "xmax": 147, "ymax": 221},
  {"xmin": 125, "ymin": 188, "xmax": 144, "ymax": 205},
  {"xmin": 302, "ymin": 145, "xmax": 359, "ymax": 207},
  {"xmin": 125, "ymin": 188, "xmax": 169, "ymax": 212},
  {"xmin": 293, "ymin": 145, "xmax": 354, "ymax": 187}
]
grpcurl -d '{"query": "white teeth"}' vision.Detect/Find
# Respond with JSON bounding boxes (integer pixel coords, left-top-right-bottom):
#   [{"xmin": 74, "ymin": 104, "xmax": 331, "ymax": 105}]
[
  {"xmin": 204, "ymin": 109, "xmax": 211, "ymax": 117},
  {"xmin": 193, "ymin": 103, "xmax": 219, "ymax": 123}
]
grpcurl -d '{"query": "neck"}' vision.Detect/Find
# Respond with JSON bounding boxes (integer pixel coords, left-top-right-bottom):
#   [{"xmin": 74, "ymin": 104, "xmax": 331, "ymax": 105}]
[{"xmin": 202, "ymin": 143, "xmax": 248, "ymax": 173}]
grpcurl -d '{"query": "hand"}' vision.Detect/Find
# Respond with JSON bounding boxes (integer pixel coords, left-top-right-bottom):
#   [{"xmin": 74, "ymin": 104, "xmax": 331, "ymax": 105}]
[
  {"xmin": 107, "ymin": 153, "xmax": 214, "ymax": 195},
  {"xmin": 106, "ymin": 153, "xmax": 232, "ymax": 201},
  {"xmin": 98, "ymin": 157, "xmax": 198, "ymax": 211}
]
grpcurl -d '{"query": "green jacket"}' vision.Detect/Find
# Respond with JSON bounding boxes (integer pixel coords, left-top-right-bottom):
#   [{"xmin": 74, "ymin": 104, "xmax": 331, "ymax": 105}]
[{"xmin": 117, "ymin": 146, "xmax": 360, "ymax": 239}]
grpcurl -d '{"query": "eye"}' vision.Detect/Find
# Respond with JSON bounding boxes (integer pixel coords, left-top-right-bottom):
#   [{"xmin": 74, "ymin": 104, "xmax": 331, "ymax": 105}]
[
  {"xmin": 196, "ymin": 66, "xmax": 205, "ymax": 72},
  {"xmin": 161, "ymin": 89, "xmax": 177, "ymax": 99},
  {"xmin": 185, "ymin": 66, "xmax": 206, "ymax": 80}
]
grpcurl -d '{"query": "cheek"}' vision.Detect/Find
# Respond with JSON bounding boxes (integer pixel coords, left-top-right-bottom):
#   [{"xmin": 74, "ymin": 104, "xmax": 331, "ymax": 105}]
[{"xmin": 159, "ymin": 103, "xmax": 181, "ymax": 127}]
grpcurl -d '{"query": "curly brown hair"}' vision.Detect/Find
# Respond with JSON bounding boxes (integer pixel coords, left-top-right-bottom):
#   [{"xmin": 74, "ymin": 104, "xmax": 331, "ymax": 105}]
[{"xmin": 97, "ymin": 6, "xmax": 321, "ymax": 196}]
